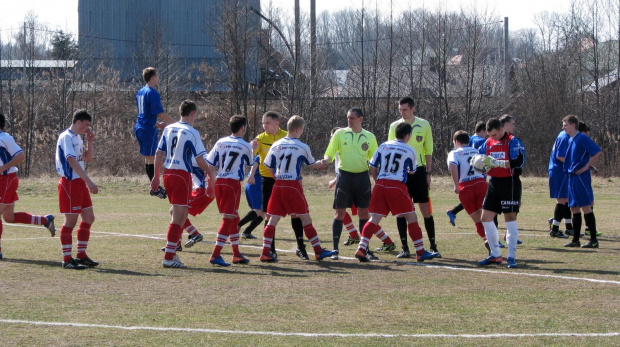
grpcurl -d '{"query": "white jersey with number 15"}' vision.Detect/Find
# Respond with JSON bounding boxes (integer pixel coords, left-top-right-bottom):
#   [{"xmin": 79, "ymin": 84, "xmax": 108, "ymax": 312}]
[{"xmin": 369, "ymin": 140, "xmax": 417, "ymax": 183}]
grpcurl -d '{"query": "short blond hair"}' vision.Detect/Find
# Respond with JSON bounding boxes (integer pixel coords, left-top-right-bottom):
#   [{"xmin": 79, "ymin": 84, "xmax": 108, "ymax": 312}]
[{"xmin": 287, "ymin": 115, "xmax": 305, "ymax": 132}]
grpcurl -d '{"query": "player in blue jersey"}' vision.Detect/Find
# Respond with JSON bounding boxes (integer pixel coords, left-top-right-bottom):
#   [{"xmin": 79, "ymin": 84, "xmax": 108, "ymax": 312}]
[
  {"xmin": 477, "ymin": 118, "xmax": 526, "ymax": 269},
  {"xmin": 547, "ymin": 128, "xmax": 571, "ymax": 239},
  {"xmin": 135, "ymin": 67, "xmax": 175, "ymax": 199},
  {"xmin": 561, "ymin": 115, "xmax": 602, "ymax": 249},
  {"xmin": 446, "ymin": 121, "xmax": 487, "ymax": 226},
  {"xmin": 237, "ymin": 155, "xmax": 264, "ymax": 239}
]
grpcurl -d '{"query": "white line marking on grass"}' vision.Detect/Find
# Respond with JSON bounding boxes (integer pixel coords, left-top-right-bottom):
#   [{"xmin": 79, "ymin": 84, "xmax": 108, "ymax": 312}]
[{"xmin": 0, "ymin": 319, "xmax": 618, "ymax": 338}]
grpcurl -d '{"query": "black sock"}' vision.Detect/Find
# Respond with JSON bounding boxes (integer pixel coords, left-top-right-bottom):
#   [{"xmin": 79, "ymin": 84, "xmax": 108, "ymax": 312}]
[
  {"xmin": 571, "ymin": 213, "xmax": 582, "ymax": 243},
  {"xmin": 332, "ymin": 219, "xmax": 343, "ymax": 251},
  {"xmin": 396, "ymin": 217, "xmax": 409, "ymax": 251},
  {"xmin": 493, "ymin": 215, "xmax": 498, "ymax": 228},
  {"xmin": 563, "ymin": 203, "xmax": 573, "ymax": 230},
  {"xmin": 145, "ymin": 163, "xmax": 155, "ymax": 182},
  {"xmin": 424, "ymin": 216, "xmax": 436, "ymax": 247},
  {"xmin": 359, "ymin": 219, "xmax": 368, "ymax": 234},
  {"xmin": 291, "ymin": 218, "xmax": 305, "ymax": 250},
  {"xmin": 584, "ymin": 212, "xmax": 597, "ymax": 242},
  {"xmin": 239, "ymin": 210, "xmax": 258, "ymax": 228},
  {"xmin": 451, "ymin": 203, "xmax": 465, "ymax": 215},
  {"xmin": 243, "ymin": 216, "xmax": 264, "ymax": 235},
  {"xmin": 552, "ymin": 203, "xmax": 563, "ymax": 233}
]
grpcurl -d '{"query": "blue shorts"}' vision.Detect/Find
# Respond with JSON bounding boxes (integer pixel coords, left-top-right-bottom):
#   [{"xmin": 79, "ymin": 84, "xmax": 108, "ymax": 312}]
[
  {"xmin": 245, "ymin": 175, "xmax": 262, "ymax": 210},
  {"xmin": 568, "ymin": 172, "xmax": 594, "ymax": 208},
  {"xmin": 548, "ymin": 169, "xmax": 568, "ymax": 199},
  {"xmin": 134, "ymin": 126, "xmax": 158, "ymax": 156}
]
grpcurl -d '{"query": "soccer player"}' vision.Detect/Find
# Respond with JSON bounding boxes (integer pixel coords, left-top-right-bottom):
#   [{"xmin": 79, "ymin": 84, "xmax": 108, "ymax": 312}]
[
  {"xmin": 181, "ymin": 154, "xmax": 216, "ymax": 248},
  {"xmin": 547, "ymin": 127, "xmax": 571, "ymax": 239},
  {"xmin": 388, "ymin": 97, "xmax": 439, "ymax": 258},
  {"xmin": 447, "ymin": 130, "xmax": 489, "ymax": 253},
  {"xmin": 205, "ymin": 115, "xmax": 254, "ymax": 266},
  {"xmin": 260, "ymin": 116, "xmax": 335, "ymax": 262},
  {"xmin": 446, "ymin": 121, "xmax": 487, "ymax": 226},
  {"xmin": 252, "ymin": 111, "xmax": 307, "ymax": 260},
  {"xmin": 135, "ymin": 67, "xmax": 175, "ymax": 199},
  {"xmin": 355, "ymin": 122, "xmax": 440, "ymax": 263},
  {"xmin": 55, "ymin": 110, "xmax": 99, "ymax": 270},
  {"xmin": 321, "ymin": 109, "xmax": 379, "ymax": 260},
  {"xmin": 151, "ymin": 100, "xmax": 212, "ymax": 268},
  {"xmin": 561, "ymin": 115, "xmax": 602, "ymax": 248},
  {"xmin": 477, "ymin": 118, "xmax": 526, "ymax": 269},
  {"xmin": 237, "ymin": 156, "xmax": 264, "ymax": 239},
  {"xmin": 0, "ymin": 114, "xmax": 55, "ymax": 260}
]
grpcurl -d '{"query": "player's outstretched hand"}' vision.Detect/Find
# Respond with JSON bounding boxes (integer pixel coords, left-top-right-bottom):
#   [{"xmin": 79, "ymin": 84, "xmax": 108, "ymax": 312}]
[
  {"xmin": 250, "ymin": 139, "xmax": 258, "ymax": 151},
  {"xmin": 328, "ymin": 178, "xmax": 337, "ymax": 189},
  {"xmin": 206, "ymin": 185, "xmax": 215, "ymax": 198},
  {"xmin": 482, "ymin": 156, "xmax": 499, "ymax": 169},
  {"xmin": 87, "ymin": 180, "xmax": 99, "ymax": 194},
  {"xmin": 155, "ymin": 122, "xmax": 167, "ymax": 130},
  {"xmin": 150, "ymin": 177, "xmax": 160, "ymax": 193},
  {"xmin": 247, "ymin": 175, "xmax": 255, "ymax": 185}
]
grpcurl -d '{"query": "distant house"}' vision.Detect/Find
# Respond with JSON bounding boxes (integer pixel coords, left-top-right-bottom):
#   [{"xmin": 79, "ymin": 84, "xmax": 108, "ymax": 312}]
[{"xmin": 0, "ymin": 60, "xmax": 76, "ymax": 81}]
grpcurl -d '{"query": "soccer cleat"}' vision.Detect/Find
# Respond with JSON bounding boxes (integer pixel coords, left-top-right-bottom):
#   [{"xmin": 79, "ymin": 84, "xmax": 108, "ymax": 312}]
[
  {"xmin": 355, "ymin": 249, "xmax": 369, "ymax": 262},
  {"xmin": 209, "ymin": 256, "xmax": 231, "ymax": 267},
  {"xmin": 232, "ymin": 254, "xmax": 250, "ymax": 264},
  {"xmin": 162, "ymin": 255, "xmax": 187, "ymax": 268},
  {"xmin": 343, "ymin": 236, "xmax": 361, "ymax": 246},
  {"xmin": 581, "ymin": 241, "xmax": 599, "ymax": 248},
  {"xmin": 430, "ymin": 244, "xmax": 441, "ymax": 256},
  {"xmin": 184, "ymin": 233, "xmax": 203, "ymax": 248},
  {"xmin": 62, "ymin": 258, "xmax": 87, "ymax": 270},
  {"xmin": 366, "ymin": 250, "xmax": 379, "ymax": 260},
  {"xmin": 417, "ymin": 250, "xmax": 441, "ymax": 262},
  {"xmin": 564, "ymin": 240, "xmax": 581, "ymax": 247},
  {"xmin": 241, "ymin": 232, "xmax": 257, "ymax": 239},
  {"xmin": 585, "ymin": 230, "xmax": 602, "ymax": 236},
  {"xmin": 259, "ymin": 253, "xmax": 277, "ymax": 263},
  {"xmin": 551, "ymin": 230, "xmax": 568, "ymax": 239},
  {"xmin": 498, "ymin": 242, "xmax": 505, "ymax": 248},
  {"xmin": 478, "ymin": 255, "xmax": 503, "ymax": 266},
  {"xmin": 150, "ymin": 186, "xmax": 167, "ymax": 199},
  {"xmin": 517, "ymin": 239, "xmax": 523, "ymax": 245},
  {"xmin": 44, "ymin": 215, "xmax": 56, "ymax": 237},
  {"xmin": 160, "ymin": 244, "xmax": 183, "ymax": 252},
  {"xmin": 295, "ymin": 248, "xmax": 310, "ymax": 260},
  {"xmin": 506, "ymin": 257, "xmax": 517, "ymax": 268},
  {"xmin": 316, "ymin": 249, "xmax": 337, "ymax": 261},
  {"xmin": 447, "ymin": 210, "xmax": 457, "ymax": 226},
  {"xmin": 564, "ymin": 229, "xmax": 574, "ymax": 236},
  {"xmin": 376, "ymin": 242, "xmax": 396, "ymax": 252},
  {"xmin": 396, "ymin": 249, "xmax": 411, "ymax": 259},
  {"xmin": 330, "ymin": 251, "xmax": 339, "ymax": 260},
  {"xmin": 76, "ymin": 256, "xmax": 99, "ymax": 267}
]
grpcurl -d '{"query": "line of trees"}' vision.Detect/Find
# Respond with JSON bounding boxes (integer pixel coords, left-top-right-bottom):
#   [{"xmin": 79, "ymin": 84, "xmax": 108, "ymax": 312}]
[{"xmin": 0, "ymin": 1, "xmax": 618, "ymax": 177}]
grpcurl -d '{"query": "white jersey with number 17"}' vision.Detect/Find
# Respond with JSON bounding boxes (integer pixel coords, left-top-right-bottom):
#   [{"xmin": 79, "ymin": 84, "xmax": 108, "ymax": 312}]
[
  {"xmin": 369, "ymin": 140, "xmax": 417, "ymax": 183},
  {"xmin": 447, "ymin": 146, "xmax": 485, "ymax": 183},
  {"xmin": 264, "ymin": 137, "xmax": 316, "ymax": 181},
  {"xmin": 157, "ymin": 122, "xmax": 206, "ymax": 172},
  {"xmin": 206, "ymin": 136, "xmax": 253, "ymax": 181}
]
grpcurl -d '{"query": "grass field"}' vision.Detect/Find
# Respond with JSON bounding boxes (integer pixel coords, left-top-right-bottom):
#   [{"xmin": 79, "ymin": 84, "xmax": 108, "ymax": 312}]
[{"xmin": 0, "ymin": 175, "xmax": 618, "ymax": 346}]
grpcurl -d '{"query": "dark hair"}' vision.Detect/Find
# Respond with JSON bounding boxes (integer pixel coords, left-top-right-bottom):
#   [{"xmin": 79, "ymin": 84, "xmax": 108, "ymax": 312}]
[
  {"xmin": 499, "ymin": 114, "xmax": 514, "ymax": 125},
  {"xmin": 562, "ymin": 115, "xmax": 579, "ymax": 126},
  {"xmin": 399, "ymin": 96, "xmax": 415, "ymax": 108},
  {"xmin": 578, "ymin": 121, "xmax": 590, "ymax": 133},
  {"xmin": 348, "ymin": 107, "xmax": 364, "ymax": 118},
  {"xmin": 0, "ymin": 113, "xmax": 5, "ymax": 130},
  {"xmin": 486, "ymin": 118, "xmax": 502, "ymax": 132},
  {"xmin": 262, "ymin": 111, "xmax": 280, "ymax": 122},
  {"xmin": 72, "ymin": 109, "xmax": 92, "ymax": 124},
  {"xmin": 453, "ymin": 130, "xmax": 469, "ymax": 145},
  {"xmin": 230, "ymin": 115, "xmax": 247, "ymax": 133},
  {"xmin": 179, "ymin": 100, "xmax": 196, "ymax": 117},
  {"xmin": 395, "ymin": 122, "xmax": 412, "ymax": 140},
  {"xmin": 142, "ymin": 67, "xmax": 157, "ymax": 83},
  {"xmin": 474, "ymin": 121, "xmax": 486, "ymax": 133}
]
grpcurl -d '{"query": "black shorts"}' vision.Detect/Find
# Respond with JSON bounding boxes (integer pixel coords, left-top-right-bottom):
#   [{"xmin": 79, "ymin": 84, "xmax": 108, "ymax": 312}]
[
  {"xmin": 482, "ymin": 176, "xmax": 522, "ymax": 214},
  {"xmin": 261, "ymin": 176, "xmax": 275, "ymax": 213},
  {"xmin": 333, "ymin": 170, "xmax": 371, "ymax": 209},
  {"xmin": 405, "ymin": 166, "xmax": 430, "ymax": 203}
]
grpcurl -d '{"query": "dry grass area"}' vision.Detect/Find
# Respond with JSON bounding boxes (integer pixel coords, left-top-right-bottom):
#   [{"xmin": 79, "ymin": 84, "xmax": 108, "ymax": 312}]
[{"xmin": 0, "ymin": 175, "xmax": 618, "ymax": 346}]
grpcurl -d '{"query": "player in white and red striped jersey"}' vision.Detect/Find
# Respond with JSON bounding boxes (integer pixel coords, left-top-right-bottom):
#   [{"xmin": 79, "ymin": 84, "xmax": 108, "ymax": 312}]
[
  {"xmin": 447, "ymin": 130, "xmax": 489, "ymax": 253},
  {"xmin": 205, "ymin": 115, "xmax": 254, "ymax": 266},
  {"xmin": 151, "ymin": 100, "xmax": 212, "ymax": 269},
  {"xmin": 260, "ymin": 115, "xmax": 335, "ymax": 262},
  {"xmin": 55, "ymin": 110, "xmax": 99, "ymax": 269},
  {"xmin": 0, "ymin": 113, "xmax": 56, "ymax": 261},
  {"xmin": 355, "ymin": 122, "xmax": 440, "ymax": 262}
]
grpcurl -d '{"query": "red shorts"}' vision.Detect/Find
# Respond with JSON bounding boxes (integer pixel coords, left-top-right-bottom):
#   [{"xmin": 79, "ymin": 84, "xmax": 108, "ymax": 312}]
[
  {"xmin": 188, "ymin": 187, "xmax": 214, "ymax": 216},
  {"xmin": 163, "ymin": 169, "xmax": 192, "ymax": 206},
  {"xmin": 58, "ymin": 177, "xmax": 92, "ymax": 214},
  {"xmin": 0, "ymin": 173, "xmax": 19, "ymax": 205},
  {"xmin": 215, "ymin": 178, "xmax": 241, "ymax": 216},
  {"xmin": 267, "ymin": 180, "xmax": 309, "ymax": 217},
  {"xmin": 458, "ymin": 178, "xmax": 487, "ymax": 215},
  {"xmin": 369, "ymin": 180, "xmax": 414, "ymax": 217}
]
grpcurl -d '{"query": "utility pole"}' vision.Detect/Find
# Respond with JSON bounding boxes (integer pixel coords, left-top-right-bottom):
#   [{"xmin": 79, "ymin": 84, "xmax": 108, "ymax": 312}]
[{"xmin": 504, "ymin": 17, "xmax": 510, "ymax": 95}]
